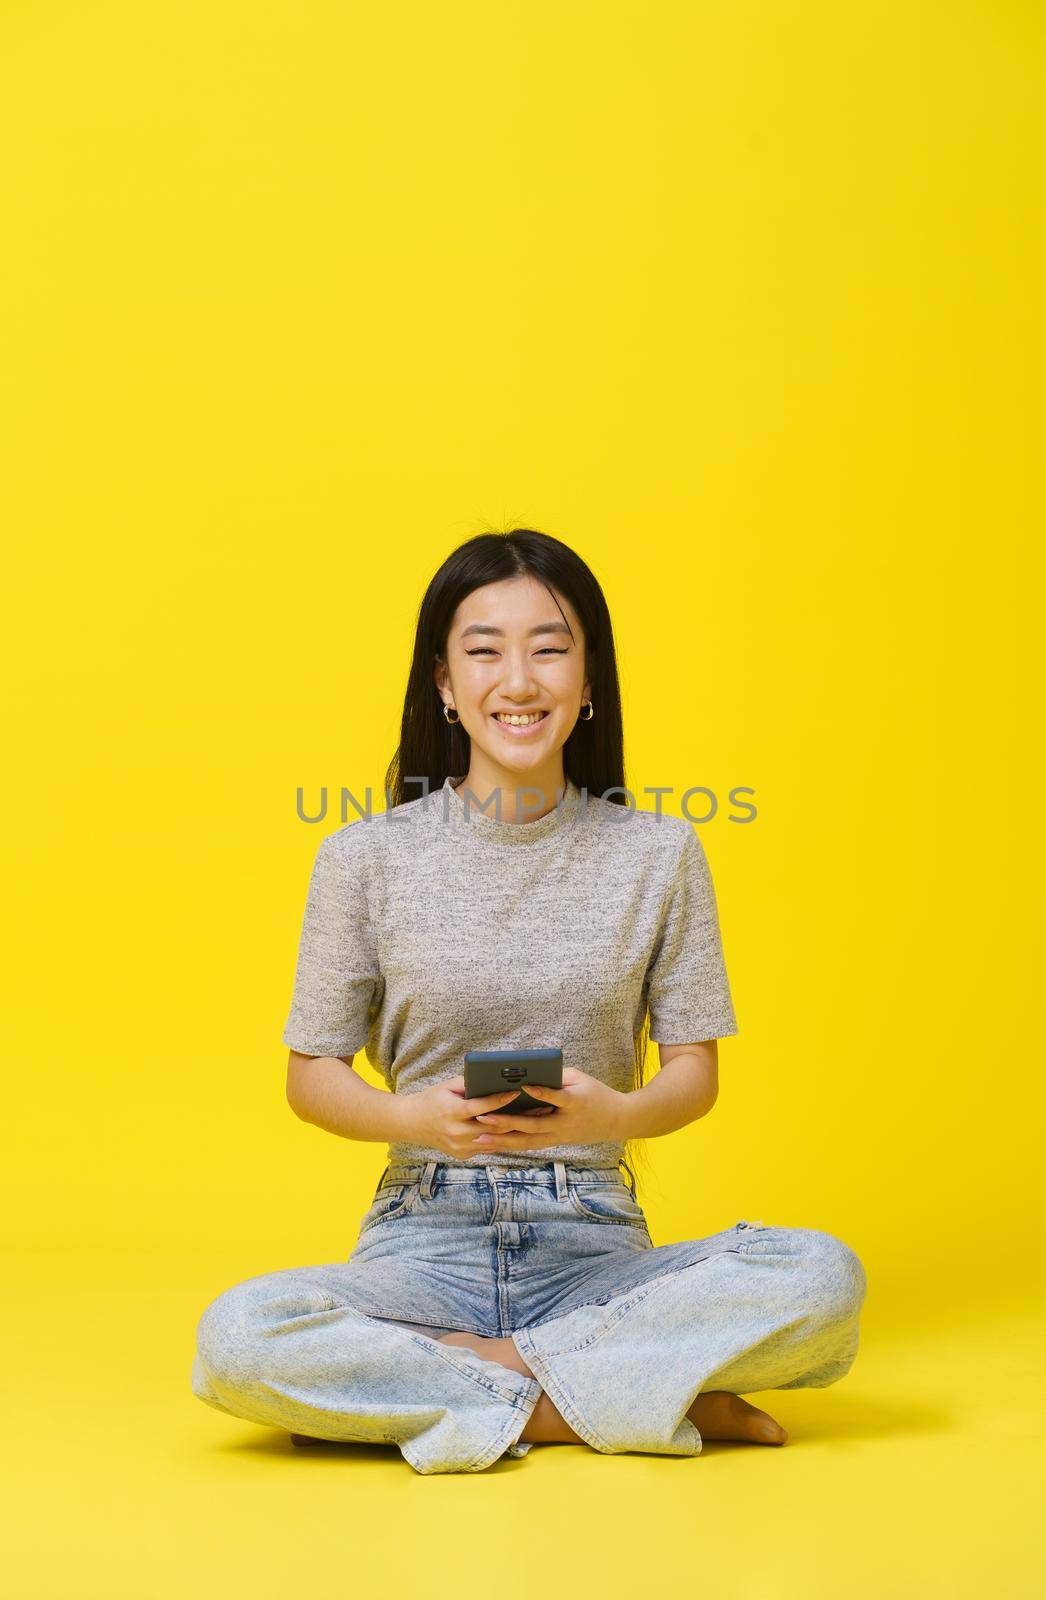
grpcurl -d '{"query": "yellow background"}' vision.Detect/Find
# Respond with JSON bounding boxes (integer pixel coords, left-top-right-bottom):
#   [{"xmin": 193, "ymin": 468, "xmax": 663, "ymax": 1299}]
[{"xmin": 3, "ymin": 1, "xmax": 1042, "ymax": 1595}]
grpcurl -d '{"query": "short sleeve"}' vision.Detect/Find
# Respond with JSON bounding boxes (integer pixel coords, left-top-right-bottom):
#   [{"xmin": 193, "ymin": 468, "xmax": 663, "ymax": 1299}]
[
  {"xmin": 281, "ymin": 832, "xmax": 383, "ymax": 1058},
  {"xmin": 645, "ymin": 826, "xmax": 739, "ymax": 1044}
]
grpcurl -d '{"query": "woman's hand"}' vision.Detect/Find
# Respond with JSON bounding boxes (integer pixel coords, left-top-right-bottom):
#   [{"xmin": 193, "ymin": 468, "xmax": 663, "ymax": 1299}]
[
  {"xmin": 399, "ymin": 1078, "xmax": 533, "ymax": 1160},
  {"xmin": 469, "ymin": 1066, "xmax": 626, "ymax": 1152}
]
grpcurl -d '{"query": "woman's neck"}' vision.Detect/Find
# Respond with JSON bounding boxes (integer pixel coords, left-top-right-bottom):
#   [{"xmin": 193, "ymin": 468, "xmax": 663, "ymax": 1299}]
[{"xmin": 452, "ymin": 761, "xmax": 569, "ymax": 824}]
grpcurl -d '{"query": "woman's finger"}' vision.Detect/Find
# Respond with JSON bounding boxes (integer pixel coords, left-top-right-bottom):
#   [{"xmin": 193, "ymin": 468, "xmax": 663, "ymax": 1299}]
[
  {"xmin": 474, "ymin": 1128, "xmax": 556, "ymax": 1145},
  {"xmin": 464, "ymin": 1089, "xmax": 520, "ymax": 1114},
  {"xmin": 478, "ymin": 1113, "xmax": 556, "ymax": 1131}
]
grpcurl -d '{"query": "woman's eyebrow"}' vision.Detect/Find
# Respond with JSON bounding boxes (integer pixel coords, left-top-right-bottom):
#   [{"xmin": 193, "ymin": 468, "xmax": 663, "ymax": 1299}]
[{"xmin": 459, "ymin": 622, "xmax": 572, "ymax": 639}]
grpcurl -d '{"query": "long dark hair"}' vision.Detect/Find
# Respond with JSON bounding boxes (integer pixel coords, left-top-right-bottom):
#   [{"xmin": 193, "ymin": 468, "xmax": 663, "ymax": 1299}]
[{"xmin": 383, "ymin": 527, "xmax": 652, "ymax": 1192}]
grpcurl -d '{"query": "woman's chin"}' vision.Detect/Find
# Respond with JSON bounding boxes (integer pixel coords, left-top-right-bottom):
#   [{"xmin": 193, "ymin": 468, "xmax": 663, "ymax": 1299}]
[{"xmin": 479, "ymin": 743, "xmax": 551, "ymax": 773}]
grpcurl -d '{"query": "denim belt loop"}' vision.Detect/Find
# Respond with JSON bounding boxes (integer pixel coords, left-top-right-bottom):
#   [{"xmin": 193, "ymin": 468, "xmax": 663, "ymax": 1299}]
[
  {"xmin": 420, "ymin": 1160, "xmax": 439, "ymax": 1199},
  {"xmin": 376, "ymin": 1162, "xmax": 390, "ymax": 1191},
  {"xmin": 619, "ymin": 1157, "xmax": 637, "ymax": 1199},
  {"xmin": 553, "ymin": 1160, "xmax": 568, "ymax": 1201}
]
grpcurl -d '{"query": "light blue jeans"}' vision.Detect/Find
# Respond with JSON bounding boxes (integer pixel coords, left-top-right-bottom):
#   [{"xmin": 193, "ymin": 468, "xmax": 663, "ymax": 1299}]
[{"xmin": 191, "ymin": 1160, "xmax": 867, "ymax": 1474}]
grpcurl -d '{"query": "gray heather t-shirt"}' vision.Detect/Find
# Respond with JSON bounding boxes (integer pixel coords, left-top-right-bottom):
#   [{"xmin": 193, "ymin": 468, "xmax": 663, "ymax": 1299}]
[{"xmin": 281, "ymin": 774, "xmax": 738, "ymax": 1170}]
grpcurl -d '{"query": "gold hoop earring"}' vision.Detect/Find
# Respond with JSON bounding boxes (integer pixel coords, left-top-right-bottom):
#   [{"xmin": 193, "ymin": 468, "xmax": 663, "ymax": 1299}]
[
  {"xmin": 579, "ymin": 699, "xmax": 594, "ymax": 721},
  {"xmin": 443, "ymin": 704, "xmax": 460, "ymax": 724}
]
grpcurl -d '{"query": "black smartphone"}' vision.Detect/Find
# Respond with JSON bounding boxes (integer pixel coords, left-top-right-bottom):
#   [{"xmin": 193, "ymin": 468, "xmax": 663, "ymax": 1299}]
[{"xmin": 464, "ymin": 1048, "xmax": 563, "ymax": 1114}]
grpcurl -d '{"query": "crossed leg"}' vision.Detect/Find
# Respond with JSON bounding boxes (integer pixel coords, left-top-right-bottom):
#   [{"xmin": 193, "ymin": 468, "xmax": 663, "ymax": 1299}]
[
  {"xmin": 288, "ymin": 1223, "xmax": 865, "ymax": 1457},
  {"xmin": 290, "ymin": 1329, "xmax": 785, "ymax": 1449},
  {"xmin": 434, "ymin": 1333, "xmax": 787, "ymax": 1446}
]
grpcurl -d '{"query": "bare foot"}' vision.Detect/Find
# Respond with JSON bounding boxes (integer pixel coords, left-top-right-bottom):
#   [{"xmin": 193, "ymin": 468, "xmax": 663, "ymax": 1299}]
[{"xmin": 687, "ymin": 1390, "xmax": 788, "ymax": 1445}]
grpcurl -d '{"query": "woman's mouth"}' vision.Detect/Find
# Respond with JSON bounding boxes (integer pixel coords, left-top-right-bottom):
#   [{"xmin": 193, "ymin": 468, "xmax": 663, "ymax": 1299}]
[{"xmin": 490, "ymin": 710, "xmax": 550, "ymax": 737}]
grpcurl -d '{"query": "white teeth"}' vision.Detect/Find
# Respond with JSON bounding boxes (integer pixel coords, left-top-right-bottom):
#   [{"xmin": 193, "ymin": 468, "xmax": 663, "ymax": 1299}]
[{"xmin": 494, "ymin": 712, "xmax": 547, "ymax": 725}]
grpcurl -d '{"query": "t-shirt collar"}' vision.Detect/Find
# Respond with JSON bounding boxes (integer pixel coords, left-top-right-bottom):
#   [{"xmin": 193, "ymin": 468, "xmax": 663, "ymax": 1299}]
[{"xmin": 440, "ymin": 774, "xmax": 583, "ymax": 844}]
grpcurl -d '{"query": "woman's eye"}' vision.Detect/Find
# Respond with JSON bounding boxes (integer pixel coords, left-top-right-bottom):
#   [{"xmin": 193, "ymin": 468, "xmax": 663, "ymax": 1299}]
[{"xmin": 466, "ymin": 648, "xmax": 568, "ymax": 657}]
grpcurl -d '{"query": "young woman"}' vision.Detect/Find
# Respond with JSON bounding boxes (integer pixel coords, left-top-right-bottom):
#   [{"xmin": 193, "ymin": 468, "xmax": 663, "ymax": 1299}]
[{"xmin": 191, "ymin": 527, "xmax": 867, "ymax": 1474}]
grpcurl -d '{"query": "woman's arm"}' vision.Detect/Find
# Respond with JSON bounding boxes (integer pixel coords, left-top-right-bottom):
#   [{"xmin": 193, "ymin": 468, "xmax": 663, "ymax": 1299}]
[
  {"xmin": 286, "ymin": 1050, "xmax": 414, "ymax": 1144},
  {"xmin": 616, "ymin": 1040, "xmax": 719, "ymax": 1140}
]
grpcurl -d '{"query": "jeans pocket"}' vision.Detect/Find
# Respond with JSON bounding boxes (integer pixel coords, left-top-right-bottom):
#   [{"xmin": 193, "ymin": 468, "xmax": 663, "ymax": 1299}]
[
  {"xmin": 568, "ymin": 1180, "xmax": 649, "ymax": 1228},
  {"xmin": 358, "ymin": 1179, "xmax": 421, "ymax": 1232}
]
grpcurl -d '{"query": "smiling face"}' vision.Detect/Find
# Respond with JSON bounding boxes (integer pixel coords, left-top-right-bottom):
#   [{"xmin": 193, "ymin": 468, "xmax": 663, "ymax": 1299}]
[{"xmin": 434, "ymin": 574, "xmax": 592, "ymax": 811}]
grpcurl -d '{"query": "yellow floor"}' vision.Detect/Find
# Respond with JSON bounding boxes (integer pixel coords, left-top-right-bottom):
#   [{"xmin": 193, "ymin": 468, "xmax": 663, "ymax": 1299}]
[{"xmin": 5, "ymin": 1249, "xmax": 1044, "ymax": 1599}]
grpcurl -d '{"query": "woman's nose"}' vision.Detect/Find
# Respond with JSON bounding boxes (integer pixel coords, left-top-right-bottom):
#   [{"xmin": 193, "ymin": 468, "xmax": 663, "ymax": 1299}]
[{"xmin": 499, "ymin": 665, "xmax": 539, "ymax": 693}]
